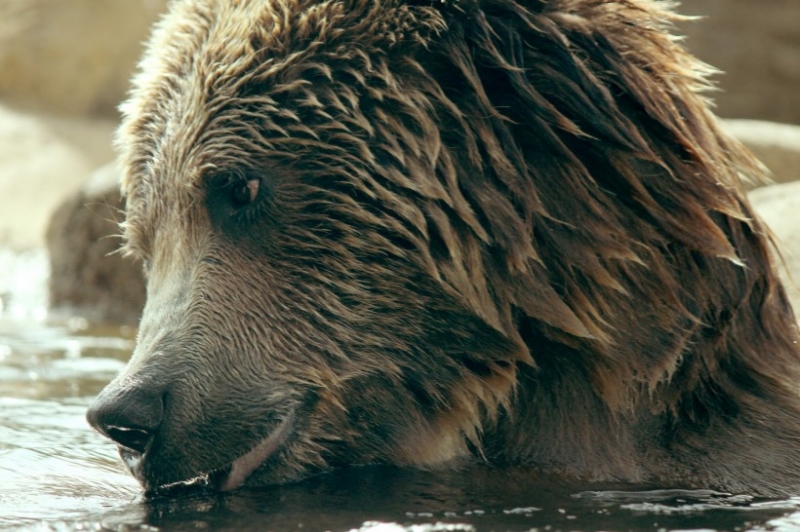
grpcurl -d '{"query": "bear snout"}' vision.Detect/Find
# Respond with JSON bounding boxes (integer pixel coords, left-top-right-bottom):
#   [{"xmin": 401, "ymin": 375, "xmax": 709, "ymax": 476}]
[{"xmin": 86, "ymin": 376, "xmax": 166, "ymax": 459}]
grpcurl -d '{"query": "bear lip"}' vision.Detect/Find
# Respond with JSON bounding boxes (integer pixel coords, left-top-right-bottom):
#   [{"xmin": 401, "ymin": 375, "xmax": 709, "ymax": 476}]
[{"xmin": 214, "ymin": 413, "xmax": 295, "ymax": 492}]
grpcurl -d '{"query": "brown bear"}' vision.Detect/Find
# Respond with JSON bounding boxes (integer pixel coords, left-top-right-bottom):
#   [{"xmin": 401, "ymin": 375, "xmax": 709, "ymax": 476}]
[{"xmin": 87, "ymin": 0, "xmax": 800, "ymax": 497}]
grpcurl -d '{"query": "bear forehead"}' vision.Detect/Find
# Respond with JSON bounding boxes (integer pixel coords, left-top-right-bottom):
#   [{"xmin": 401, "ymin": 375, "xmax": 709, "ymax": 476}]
[{"xmin": 116, "ymin": 0, "xmax": 446, "ymax": 197}]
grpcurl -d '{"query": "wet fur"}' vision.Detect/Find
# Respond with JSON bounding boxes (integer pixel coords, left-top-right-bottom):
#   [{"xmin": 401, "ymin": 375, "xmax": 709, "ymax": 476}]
[{"xmin": 108, "ymin": 0, "xmax": 800, "ymax": 496}]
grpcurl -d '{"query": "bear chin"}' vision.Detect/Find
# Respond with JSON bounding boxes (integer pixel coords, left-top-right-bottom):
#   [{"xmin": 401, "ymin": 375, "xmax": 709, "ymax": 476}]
[{"xmin": 128, "ymin": 414, "xmax": 295, "ymax": 495}]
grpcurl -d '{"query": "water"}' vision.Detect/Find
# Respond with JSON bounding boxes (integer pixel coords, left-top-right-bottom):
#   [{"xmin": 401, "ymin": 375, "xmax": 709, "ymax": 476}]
[{"xmin": 3, "ymin": 248, "xmax": 800, "ymax": 531}]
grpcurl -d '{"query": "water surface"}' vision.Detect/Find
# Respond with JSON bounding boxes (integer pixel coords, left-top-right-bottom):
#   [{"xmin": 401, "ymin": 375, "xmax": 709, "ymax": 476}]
[{"xmin": 3, "ymin": 247, "xmax": 800, "ymax": 531}]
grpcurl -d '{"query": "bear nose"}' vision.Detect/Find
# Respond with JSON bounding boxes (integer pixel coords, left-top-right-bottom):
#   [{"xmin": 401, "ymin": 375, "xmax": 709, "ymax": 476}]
[{"xmin": 86, "ymin": 381, "xmax": 165, "ymax": 454}]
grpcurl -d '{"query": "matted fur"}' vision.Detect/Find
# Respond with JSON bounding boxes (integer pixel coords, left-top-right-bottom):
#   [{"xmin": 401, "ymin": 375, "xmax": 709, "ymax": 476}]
[{"xmin": 88, "ymin": 0, "xmax": 800, "ymax": 496}]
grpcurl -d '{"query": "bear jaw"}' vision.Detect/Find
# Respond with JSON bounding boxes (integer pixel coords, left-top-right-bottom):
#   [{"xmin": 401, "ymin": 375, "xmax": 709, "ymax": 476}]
[{"xmin": 214, "ymin": 412, "xmax": 295, "ymax": 491}]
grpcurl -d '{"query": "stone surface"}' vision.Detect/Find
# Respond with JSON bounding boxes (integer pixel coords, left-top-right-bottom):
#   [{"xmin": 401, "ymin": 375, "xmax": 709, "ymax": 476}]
[
  {"xmin": 680, "ymin": 0, "xmax": 800, "ymax": 124},
  {"xmin": 46, "ymin": 163, "xmax": 145, "ymax": 326},
  {"xmin": 0, "ymin": 0, "xmax": 796, "ymax": 124},
  {"xmin": 750, "ymin": 180, "xmax": 800, "ymax": 315},
  {"xmin": 723, "ymin": 120, "xmax": 800, "ymax": 186},
  {"xmin": 0, "ymin": 0, "xmax": 167, "ymax": 117},
  {"xmin": 0, "ymin": 104, "xmax": 116, "ymax": 250}
]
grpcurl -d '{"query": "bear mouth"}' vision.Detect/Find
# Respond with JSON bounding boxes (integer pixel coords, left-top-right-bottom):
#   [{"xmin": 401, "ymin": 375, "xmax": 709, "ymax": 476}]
[
  {"xmin": 129, "ymin": 413, "xmax": 295, "ymax": 495},
  {"xmin": 209, "ymin": 413, "xmax": 295, "ymax": 492}
]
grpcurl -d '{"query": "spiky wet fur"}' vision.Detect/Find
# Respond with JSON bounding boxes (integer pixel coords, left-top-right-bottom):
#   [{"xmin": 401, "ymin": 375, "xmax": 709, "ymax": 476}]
[{"xmin": 106, "ymin": 0, "xmax": 800, "ymax": 496}]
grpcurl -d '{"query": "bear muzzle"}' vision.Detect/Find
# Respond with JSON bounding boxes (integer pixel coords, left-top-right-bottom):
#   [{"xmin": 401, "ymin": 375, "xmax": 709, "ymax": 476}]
[{"xmin": 87, "ymin": 371, "xmax": 298, "ymax": 493}]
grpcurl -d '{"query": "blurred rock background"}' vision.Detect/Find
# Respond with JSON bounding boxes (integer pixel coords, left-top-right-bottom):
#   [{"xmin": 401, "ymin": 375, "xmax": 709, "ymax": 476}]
[
  {"xmin": 0, "ymin": 0, "xmax": 166, "ymax": 322},
  {"xmin": 680, "ymin": 0, "xmax": 800, "ymax": 125},
  {"xmin": 0, "ymin": 0, "xmax": 797, "ymax": 323}
]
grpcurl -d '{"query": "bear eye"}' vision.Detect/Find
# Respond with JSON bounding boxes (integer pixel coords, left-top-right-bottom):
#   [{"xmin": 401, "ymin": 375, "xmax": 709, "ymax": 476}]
[
  {"xmin": 231, "ymin": 178, "xmax": 260, "ymax": 207},
  {"xmin": 206, "ymin": 171, "xmax": 273, "ymax": 228}
]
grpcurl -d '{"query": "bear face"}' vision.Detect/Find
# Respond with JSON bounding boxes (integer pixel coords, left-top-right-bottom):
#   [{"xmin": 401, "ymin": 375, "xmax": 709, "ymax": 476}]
[{"xmin": 87, "ymin": 0, "xmax": 800, "ymax": 496}]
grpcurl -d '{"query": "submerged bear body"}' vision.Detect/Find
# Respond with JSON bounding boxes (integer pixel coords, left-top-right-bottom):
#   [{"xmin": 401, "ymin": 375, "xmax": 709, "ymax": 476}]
[{"xmin": 87, "ymin": 0, "xmax": 800, "ymax": 496}]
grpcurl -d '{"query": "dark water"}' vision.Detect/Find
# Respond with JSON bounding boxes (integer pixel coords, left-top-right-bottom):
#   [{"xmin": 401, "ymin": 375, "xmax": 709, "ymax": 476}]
[{"xmin": 3, "ymin": 248, "xmax": 800, "ymax": 532}]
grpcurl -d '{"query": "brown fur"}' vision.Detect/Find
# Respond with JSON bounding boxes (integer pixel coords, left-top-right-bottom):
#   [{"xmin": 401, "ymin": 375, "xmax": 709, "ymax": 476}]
[{"xmin": 88, "ymin": 0, "xmax": 800, "ymax": 496}]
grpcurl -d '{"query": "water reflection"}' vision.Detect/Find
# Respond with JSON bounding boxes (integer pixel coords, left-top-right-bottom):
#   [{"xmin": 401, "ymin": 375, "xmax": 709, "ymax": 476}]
[
  {"xmin": 13, "ymin": 467, "xmax": 800, "ymax": 532},
  {"xmin": 0, "ymin": 248, "xmax": 139, "ymax": 529},
  {"xmin": 4, "ymin": 247, "xmax": 800, "ymax": 532}
]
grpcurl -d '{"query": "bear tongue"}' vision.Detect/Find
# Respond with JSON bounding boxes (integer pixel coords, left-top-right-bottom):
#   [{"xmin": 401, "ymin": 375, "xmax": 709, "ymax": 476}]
[{"xmin": 218, "ymin": 415, "xmax": 293, "ymax": 492}]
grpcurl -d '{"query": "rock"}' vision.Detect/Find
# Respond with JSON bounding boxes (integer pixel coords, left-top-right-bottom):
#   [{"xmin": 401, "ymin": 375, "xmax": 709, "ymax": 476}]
[
  {"xmin": 723, "ymin": 120, "xmax": 800, "ymax": 186},
  {"xmin": 0, "ymin": 0, "xmax": 167, "ymax": 118},
  {"xmin": 0, "ymin": 0, "xmax": 790, "ymax": 123},
  {"xmin": 750, "ymin": 181, "xmax": 800, "ymax": 315},
  {"xmin": 0, "ymin": 105, "xmax": 117, "ymax": 249},
  {"xmin": 46, "ymin": 164, "xmax": 145, "ymax": 326},
  {"xmin": 0, "ymin": 0, "xmax": 795, "ymax": 124},
  {"xmin": 679, "ymin": 0, "xmax": 800, "ymax": 124}
]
